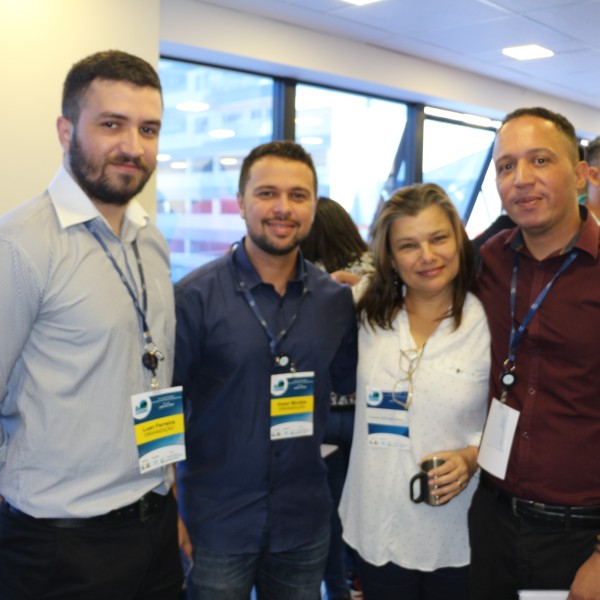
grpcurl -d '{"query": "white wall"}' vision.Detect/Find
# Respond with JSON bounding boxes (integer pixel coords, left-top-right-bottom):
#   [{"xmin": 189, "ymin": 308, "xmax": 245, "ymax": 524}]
[
  {"xmin": 0, "ymin": 0, "xmax": 160, "ymax": 216},
  {"xmin": 160, "ymin": 0, "xmax": 600, "ymax": 138}
]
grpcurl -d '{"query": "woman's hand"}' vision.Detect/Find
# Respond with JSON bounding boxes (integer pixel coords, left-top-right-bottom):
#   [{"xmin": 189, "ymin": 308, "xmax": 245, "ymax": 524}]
[
  {"xmin": 331, "ymin": 270, "xmax": 362, "ymax": 286},
  {"xmin": 421, "ymin": 446, "xmax": 478, "ymax": 505}
]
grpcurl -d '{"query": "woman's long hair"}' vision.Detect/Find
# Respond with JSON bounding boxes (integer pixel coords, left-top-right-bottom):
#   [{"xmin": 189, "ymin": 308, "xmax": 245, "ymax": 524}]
[{"xmin": 357, "ymin": 183, "xmax": 475, "ymax": 331}]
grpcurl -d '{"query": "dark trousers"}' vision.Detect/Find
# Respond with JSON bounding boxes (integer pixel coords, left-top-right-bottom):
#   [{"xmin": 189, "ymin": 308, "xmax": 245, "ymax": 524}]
[
  {"xmin": 186, "ymin": 523, "xmax": 330, "ymax": 599},
  {"xmin": 356, "ymin": 554, "xmax": 469, "ymax": 600},
  {"xmin": 0, "ymin": 492, "xmax": 183, "ymax": 600},
  {"xmin": 468, "ymin": 481, "xmax": 597, "ymax": 600}
]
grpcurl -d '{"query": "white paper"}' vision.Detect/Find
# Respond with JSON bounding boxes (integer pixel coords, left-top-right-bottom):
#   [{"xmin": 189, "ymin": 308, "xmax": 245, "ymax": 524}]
[
  {"xmin": 518, "ymin": 591, "xmax": 568, "ymax": 599},
  {"xmin": 321, "ymin": 443, "xmax": 338, "ymax": 458},
  {"xmin": 478, "ymin": 397, "xmax": 520, "ymax": 479}
]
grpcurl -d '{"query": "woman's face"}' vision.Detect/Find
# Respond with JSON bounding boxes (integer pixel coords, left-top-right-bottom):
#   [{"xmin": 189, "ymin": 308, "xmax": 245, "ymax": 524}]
[{"xmin": 388, "ymin": 204, "xmax": 460, "ymax": 301}]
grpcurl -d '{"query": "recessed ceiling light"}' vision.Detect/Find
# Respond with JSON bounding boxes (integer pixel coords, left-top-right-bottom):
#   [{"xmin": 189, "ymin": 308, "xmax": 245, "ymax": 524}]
[
  {"xmin": 208, "ymin": 129, "xmax": 236, "ymax": 139},
  {"xmin": 170, "ymin": 161, "xmax": 189, "ymax": 170},
  {"xmin": 176, "ymin": 100, "xmax": 210, "ymax": 112},
  {"xmin": 157, "ymin": 153, "xmax": 172, "ymax": 162},
  {"xmin": 341, "ymin": 0, "xmax": 382, "ymax": 5},
  {"xmin": 502, "ymin": 44, "xmax": 554, "ymax": 61}
]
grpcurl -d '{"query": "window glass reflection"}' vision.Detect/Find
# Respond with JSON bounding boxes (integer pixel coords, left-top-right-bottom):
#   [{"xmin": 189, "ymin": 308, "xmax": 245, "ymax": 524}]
[
  {"xmin": 422, "ymin": 119, "xmax": 498, "ymax": 223},
  {"xmin": 295, "ymin": 84, "xmax": 408, "ymax": 239},
  {"xmin": 465, "ymin": 160, "xmax": 504, "ymax": 239},
  {"xmin": 157, "ymin": 59, "xmax": 274, "ymax": 281}
]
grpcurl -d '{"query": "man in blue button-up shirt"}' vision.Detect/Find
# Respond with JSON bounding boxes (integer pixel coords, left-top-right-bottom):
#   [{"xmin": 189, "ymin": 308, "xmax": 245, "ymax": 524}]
[{"xmin": 175, "ymin": 141, "xmax": 358, "ymax": 599}]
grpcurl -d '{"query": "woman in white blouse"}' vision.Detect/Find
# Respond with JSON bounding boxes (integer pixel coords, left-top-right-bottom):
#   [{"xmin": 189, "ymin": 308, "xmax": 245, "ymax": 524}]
[{"xmin": 339, "ymin": 183, "xmax": 490, "ymax": 600}]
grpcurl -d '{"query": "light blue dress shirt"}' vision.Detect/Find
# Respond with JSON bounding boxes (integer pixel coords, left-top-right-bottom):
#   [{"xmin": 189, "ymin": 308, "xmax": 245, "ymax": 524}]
[{"xmin": 0, "ymin": 165, "xmax": 175, "ymax": 518}]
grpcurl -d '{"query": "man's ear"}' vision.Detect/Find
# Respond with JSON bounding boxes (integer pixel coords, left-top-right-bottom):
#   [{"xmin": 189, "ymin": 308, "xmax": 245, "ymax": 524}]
[
  {"xmin": 56, "ymin": 116, "xmax": 73, "ymax": 154},
  {"xmin": 237, "ymin": 192, "xmax": 246, "ymax": 219},
  {"xmin": 588, "ymin": 165, "xmax": 600, "ymax": 187}
]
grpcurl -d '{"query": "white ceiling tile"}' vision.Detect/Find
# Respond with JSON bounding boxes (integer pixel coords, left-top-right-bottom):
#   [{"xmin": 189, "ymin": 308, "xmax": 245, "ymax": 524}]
[
  {"xmin": 187, "ymin": 0, "xmax": 600, "ymax": 109},
  {"xmin": 527, "ymin": 1, "xmax": 600, "ymax": 46}
]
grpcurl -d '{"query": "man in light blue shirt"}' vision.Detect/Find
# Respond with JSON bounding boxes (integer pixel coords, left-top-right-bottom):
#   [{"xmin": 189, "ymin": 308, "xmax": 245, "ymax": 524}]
[{"xmin": 0, "ymin": 50, "xmax": 182, "ymax": 599}]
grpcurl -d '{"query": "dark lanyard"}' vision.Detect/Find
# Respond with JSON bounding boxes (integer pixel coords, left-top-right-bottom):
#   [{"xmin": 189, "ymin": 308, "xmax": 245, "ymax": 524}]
[
  {"xmin": 501, "ymin": 249, "xmax": 579, "ymax": 391},
  {"xmin": 230, "ymin": 249, "xmax": 308, "ymax": 366},
  {"xmin": 85, "ymin": 222, "xmax": 151, "ymax": 340},
  {"xmin": 85, "ymin": 222, "xmax": 163, "ymax": 385}
]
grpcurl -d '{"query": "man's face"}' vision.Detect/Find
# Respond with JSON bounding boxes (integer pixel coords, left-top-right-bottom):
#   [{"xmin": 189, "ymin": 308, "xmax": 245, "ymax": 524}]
[
  {"xmin": 237, "ymin": 156, "xmax": 317, "ymax": 258},
  {"xmin": 493, "ymin": 115, "xmax": 586, "ymax": 237},
  {"xmin": 58, "ymin": 79, "xmax": 162, "ymax": 205}
]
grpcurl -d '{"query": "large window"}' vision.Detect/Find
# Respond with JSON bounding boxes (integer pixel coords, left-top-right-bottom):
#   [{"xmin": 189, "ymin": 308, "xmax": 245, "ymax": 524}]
[
  {"xmin": 157, "ymin": 59, "xmax": 274, "ymax": 281},
  {"xmin": 465, "ymin": 160, "xmax": 504, "ymax": 238},
  {"xmin": 156, "ymin": 58, "xmax": 502, "ymax": 281},
  {"xmin": 295, "ymin": 84, "xmax": 408, "ymax": 238},
  {"xmin": 422, "ymin": 116, "xmax": 498, "ymax": 224}
]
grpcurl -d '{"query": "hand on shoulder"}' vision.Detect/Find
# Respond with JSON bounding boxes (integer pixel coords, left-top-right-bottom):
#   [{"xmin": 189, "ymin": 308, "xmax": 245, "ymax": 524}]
[{"xmin": 331, "ymin": 270, "xmax": 362, "ymax": 286}]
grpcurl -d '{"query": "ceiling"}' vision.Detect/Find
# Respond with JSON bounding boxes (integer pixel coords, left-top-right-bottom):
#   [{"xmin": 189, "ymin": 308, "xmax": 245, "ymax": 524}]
[{"xmin": 196, "ymin": 0, "xmax": 600, "ymax": 110}]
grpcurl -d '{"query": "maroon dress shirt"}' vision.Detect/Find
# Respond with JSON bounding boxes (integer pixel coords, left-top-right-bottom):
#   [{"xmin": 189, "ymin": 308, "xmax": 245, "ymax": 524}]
[{"xmin": 477, "ymin": 210, "xmax": 600, "ymax": 506}]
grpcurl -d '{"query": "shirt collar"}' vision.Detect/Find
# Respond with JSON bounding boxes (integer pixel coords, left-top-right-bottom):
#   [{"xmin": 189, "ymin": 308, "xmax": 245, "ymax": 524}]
[
  {"xmin": 508, "ymin": 205, "xmax": 599, "ymax": 260},
  {"xmin": 229, "ymin": 237, "xmax": 307, "ymax": 292},
  {"xmin": 48, "ymin": 164, "xmax": 149, "ymax": 231}
]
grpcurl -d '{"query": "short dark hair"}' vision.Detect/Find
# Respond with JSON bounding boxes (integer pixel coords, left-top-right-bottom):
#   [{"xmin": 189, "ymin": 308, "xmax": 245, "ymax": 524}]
[
  {"xmin": 62, "ymin": 50, "xmax": 162, "ymax": 124},
  {"xmin": 301, "ymin": 197, "xmax": 368, "ymax": 272},
  {"xmin": 238, "ymin": 141, "xmax": 318, "ymax": 195},
  {"xmin": 586, "ymin": 136, "xmax": 600, "ymax": 167},
  {"xmin": 500, "ymin": 107, "xmax": 579, "ymax": 164},
  {"xmin": 357, "ymin": 183, "xmax": 475, "ymax": 331}
]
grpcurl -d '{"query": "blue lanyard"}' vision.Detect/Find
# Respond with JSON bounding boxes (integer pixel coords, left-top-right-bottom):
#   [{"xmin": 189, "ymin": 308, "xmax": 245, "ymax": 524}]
[
  {"xmin": 230, "ymin": 249, "xmax": 308, "ymax": 359},
  {"xmin": 506, "ymin": 249, "xmax": 579, "ymax": 367},
  {"xmin": 84, "ymin": 221, "xmax": 154, "ymax": 347}
]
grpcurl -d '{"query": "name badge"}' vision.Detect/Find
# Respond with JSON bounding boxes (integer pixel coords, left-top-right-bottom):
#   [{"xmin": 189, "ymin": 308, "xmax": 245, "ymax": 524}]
[
  {"xmin": 477, "ymin": 397, "xmax": 520, "ymax": 480},
  {"xmin": 366, "ymin": 387, "xmax": 410, "ymax": 449},
  {"xmin": 270, "ymin": 371, "xmax": 315, "ymax": 440},
  {"xmin": 131, "ymin": 386, "xmax": 185, "ymax": 473}
]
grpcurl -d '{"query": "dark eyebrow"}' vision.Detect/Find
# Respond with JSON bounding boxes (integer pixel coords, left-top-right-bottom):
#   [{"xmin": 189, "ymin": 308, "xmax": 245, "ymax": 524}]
[
  {"xmin": 98, "ymin": 111, "xmax": 127, "ymax": 120},
  {"xmin": 496, "ymin": 147, "xmax": 558, "ymax": 163},
  {"xmin": 98, "ymin": 112, "xmax": 162, "ymax": 128}
]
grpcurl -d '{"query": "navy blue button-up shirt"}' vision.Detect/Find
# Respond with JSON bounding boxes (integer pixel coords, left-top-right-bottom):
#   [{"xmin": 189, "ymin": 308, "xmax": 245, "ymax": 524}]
[{"xmin": 174, "ymin": 240, "xmax": 357, "ymax": 553}]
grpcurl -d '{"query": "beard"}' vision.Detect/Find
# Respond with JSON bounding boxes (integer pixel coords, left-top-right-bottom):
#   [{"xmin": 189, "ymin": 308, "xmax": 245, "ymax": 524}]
[
  {"xmin": 68, "ymin": 131, "xmax": 152, "ymax": 206},
  {"xmin": 247, "ymin": 224, "xmax": 305, "ymax": 257}
]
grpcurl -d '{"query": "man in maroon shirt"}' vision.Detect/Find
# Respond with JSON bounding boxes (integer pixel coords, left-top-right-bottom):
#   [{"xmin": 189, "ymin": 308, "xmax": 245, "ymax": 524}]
[{"xmin": 470, "ymin": 107, "xmax": 600, "ymax": 600}]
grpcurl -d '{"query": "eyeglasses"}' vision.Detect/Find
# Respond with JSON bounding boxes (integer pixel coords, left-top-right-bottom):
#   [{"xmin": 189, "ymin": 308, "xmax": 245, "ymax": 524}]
[{"xmin": 392, "ymin": 347, "xmax": 424, "ymax": 410}]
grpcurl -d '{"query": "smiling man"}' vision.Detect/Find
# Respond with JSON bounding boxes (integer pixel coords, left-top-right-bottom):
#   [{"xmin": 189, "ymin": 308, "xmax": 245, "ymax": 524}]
[
  {"xmin": 174, "ymin": 141, "xmax": 358, "ymax": 599},
  {"xmin": 471, "ymin": 107, "xmax": 600, "ymax": 600},
  {"xmin": 0, "ymin": 51, "xmax": 181, "ymax": 599}
]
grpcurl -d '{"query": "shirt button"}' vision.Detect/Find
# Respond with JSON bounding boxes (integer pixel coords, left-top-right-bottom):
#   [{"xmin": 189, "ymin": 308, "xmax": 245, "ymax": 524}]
[
  {"xmin": 522, "ymin": 431, "xmax": 529, "ymax": 439},
  {"xmin": 528, "ymin": 387, "xmax": 535, "ymax": 395}
]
